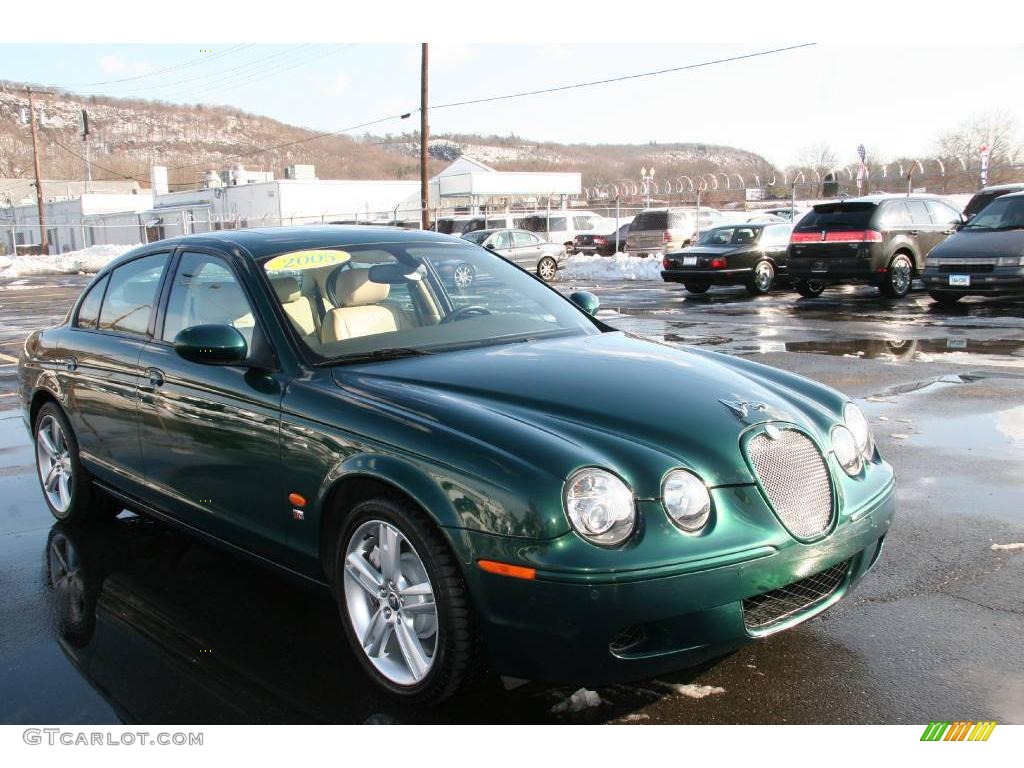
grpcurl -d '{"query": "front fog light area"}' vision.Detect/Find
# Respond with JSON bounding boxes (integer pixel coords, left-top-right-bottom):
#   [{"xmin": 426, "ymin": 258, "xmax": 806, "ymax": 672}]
[
  {"xmin": 662, "ymin": 469, "xmax": 711, "ymax": 532},
  {"xmin": 831, "ymin": 425, "xmax": 863, "ymax": 476},
  {"xmin": 564, "ymin": 468, "xmax": 636, "ymax": 546}
]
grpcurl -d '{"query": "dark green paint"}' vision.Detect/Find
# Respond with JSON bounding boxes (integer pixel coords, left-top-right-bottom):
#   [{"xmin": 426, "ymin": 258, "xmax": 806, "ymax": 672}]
[
  {"xmin": 19, "ymin": 227, "xmax": 896, "ymax": 684},
  {"xmin": 174, "ymin": 324, "xmax": 248, "ymax": 365}
]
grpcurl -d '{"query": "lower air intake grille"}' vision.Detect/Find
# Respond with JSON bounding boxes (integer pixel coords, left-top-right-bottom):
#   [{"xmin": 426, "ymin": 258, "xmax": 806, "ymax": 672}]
[
  {"xmin": 742, "ymin": 560, "xmax": 850, "ymax": 631},
  {"xmin": 747, "ymin": 427, "xmax": 834, "ymax": 539}
]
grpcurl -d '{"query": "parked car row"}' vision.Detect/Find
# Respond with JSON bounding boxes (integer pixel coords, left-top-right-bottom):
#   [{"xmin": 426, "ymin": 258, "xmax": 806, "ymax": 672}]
[{"xmin": 659, "ymin": 186, "xmax": 1024, "ymax": 303}]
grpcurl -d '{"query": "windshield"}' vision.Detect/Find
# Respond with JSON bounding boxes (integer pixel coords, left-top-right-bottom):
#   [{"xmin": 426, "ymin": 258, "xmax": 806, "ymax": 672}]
[
  {"xmin": 964, "ymin": 196, "xmax": 1024, "ymax": 230},
  {"xmin": 461, "ymin": 230, "xmax": 490, "ymax": 244},
  {"xmin": 698, "ymin": 226, "xmax": 761, "ymax": 246},
  {"xmin": 261, "ymin": 242, "xmax": 599, "ymax": 364}
]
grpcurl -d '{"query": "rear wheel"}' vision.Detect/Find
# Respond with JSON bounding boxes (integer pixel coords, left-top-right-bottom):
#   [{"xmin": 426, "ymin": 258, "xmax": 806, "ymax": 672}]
[
  {"xmin": 795, "ymin": 279, "xmax": 826, "ymax": 298},
  {"xmin": 880, "ymin": 253, "xmax": 914, "ymax": 298},
  {"xmin": 928, "ymin": 290, "xmax": 963, "ymax": 304},
  {"xmin": 34, "ymin": 403, "xmax": 120, "ymax": 524},
  {"xmin": 333, "ymin": 495, "xmax": 483, "ymax": 703},
  {"xmin": 745, "ymin": 260, "xmax": 776, "ymax": 295},
  {"xmin": 537, "ymin": 256, "xmax": 558, "ymax": 282},
  {"xmin": 683, "ymin": 281, "xmax": 710, "ymax": 294}
]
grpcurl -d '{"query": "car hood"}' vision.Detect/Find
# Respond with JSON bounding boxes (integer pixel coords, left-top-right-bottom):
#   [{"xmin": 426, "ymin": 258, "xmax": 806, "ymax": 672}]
[
  {"xmin": 331, "ymin": 332, "xmax": 844, "ymax": 499},
  {"xmin": 931, "ymin": 229, "xmax": 1024, "ymax": 260}
]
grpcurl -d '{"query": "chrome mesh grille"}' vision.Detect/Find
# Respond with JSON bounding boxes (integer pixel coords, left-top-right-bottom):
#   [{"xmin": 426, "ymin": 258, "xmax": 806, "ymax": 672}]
[
  {"xmin": 747, "ymin": 428, "xmax": 833, "ymax": 539},
  {"xmin": 742, "ymin": 559, "xmax": 849, "ymax": 630}
]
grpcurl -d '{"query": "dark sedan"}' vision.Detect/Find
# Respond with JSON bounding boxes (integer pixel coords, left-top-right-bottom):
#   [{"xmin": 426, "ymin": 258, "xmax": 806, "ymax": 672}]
[
  {"xmin": 661, "ymin": 223, "xmax": 793, "ymax": 295},
  {"xmin": 574, "ymin": 222, "xmax": 632, "ymax": 256},
  {"xmin": 923, "ymin": 191, "xmax": 1024, "ymax": 303}
]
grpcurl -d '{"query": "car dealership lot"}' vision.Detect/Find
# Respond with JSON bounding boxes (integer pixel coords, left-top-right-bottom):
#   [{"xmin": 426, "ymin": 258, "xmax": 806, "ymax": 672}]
[{"xmin": 0, "ymin": 274, "xmax": 1021, "ymax": 724}]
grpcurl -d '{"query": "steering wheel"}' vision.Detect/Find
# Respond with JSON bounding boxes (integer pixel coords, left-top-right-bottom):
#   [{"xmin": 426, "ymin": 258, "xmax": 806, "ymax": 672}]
[{"xmin": 441, "ymin": 305, "xmax": 491, "ymax": 324}]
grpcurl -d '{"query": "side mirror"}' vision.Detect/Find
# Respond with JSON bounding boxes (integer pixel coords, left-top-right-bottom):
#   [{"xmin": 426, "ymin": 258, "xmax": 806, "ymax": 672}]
[
  {"xmin": 569, "ymin": 291, "xmax": 600, "ymax": 316},
  {"xmin": 174, "ymin": 324, "xmax": 248, "ymax": 366},
  {"xmin": 484, "ymin": 242, "xmax": 498, "ymax": 251}
]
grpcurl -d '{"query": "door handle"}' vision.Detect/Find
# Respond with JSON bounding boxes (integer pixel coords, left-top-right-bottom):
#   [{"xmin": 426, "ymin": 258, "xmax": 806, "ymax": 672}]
[
  {"xmin": 146, "ymin": 368, "xmax": 165, "ymax": 387},
  {"xmin": 908, "ymin": 230, "xmax": 919, "ymax": 236}
]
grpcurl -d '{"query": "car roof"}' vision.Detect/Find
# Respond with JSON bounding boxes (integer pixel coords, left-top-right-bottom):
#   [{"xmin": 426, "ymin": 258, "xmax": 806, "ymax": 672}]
[
  {"xmin": 103, "ymin": 226, "xmax": 467, "ymax": 270},
  {"xmin": 977, "ymin": 183, "xmax": 1024, "ymax": 193}
]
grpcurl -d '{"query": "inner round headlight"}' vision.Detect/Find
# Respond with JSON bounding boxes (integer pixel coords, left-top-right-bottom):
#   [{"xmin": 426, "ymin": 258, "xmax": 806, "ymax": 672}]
[
  {"xmin": 831, "ymin": 425, "xmax": 863, "ymax": 476},
  {"xmin": 662, "ymin": 470, "xmax": 711, "ymax": 533},
  {"xmin": 564, "ymin": 468, "xmax": 636, "ymax": 546},
  {"xmin": 843, "ymin": 402, "xmax": 874, "ymax": 460}
]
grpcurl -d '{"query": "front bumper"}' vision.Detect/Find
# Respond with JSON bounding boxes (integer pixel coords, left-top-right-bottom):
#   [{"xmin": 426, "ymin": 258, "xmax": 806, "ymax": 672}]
[
  {"xmin": 922, "ymin": 268, "xmax": 1024, "ymax": 295},
  {"xmin": 454, "ymin": 479, "xmax": 895, "ymax": 685}
]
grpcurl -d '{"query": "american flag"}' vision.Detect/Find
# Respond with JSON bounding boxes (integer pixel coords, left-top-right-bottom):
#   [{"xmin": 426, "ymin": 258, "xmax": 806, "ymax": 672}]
[{"xmin": 857, "ymin": 144, "xmax": 866, "ymax": 163}]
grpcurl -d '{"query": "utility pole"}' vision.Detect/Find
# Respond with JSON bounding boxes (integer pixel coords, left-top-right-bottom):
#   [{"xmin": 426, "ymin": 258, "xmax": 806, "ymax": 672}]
[
  {"xmin": 420, "ymin": 43, "xmax": 430, "ymax": 231},
  {"xmin": 27, "ymin": 86, "xmax": 48, "ymax": 254}
]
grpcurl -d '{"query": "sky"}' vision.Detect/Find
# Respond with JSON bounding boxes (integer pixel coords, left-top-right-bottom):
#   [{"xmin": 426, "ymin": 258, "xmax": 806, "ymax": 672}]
[{"xmin": 2, "ymin": 43, "xmax": 1023, "ymax": 167}]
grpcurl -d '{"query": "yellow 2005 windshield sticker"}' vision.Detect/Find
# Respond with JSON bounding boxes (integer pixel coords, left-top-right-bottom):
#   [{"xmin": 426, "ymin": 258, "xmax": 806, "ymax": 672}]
[{"xmin": 264, "ymin": 250, "xmax": 351, "ymax": 272}]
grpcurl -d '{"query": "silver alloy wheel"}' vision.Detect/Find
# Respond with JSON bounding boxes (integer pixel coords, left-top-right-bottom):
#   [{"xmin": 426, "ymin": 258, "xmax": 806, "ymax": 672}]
[
  {"xmin": 343, "ymin": 519, "xmax": 438, "ymax": 686},
  {"xmin": 453, "ymin": 263, "xmax": 474, "ymax": 289},
  {"xmin": 538, "ymin": 257, "xmax": 557, "ymax": 281},
  {"xmin": 37, "ymin": 415, "xmax": 72, "ymax": 514},
  {"xmin": 754, "ymin": 261, "xmax": 774, "ymax": 291},
  {"xmin": 890, "ymin": 256, "xmax": 912, "ymax": 295},
  {"xmin": 48, "ymin": 532, "xmax": 87, "ymax": 627}
]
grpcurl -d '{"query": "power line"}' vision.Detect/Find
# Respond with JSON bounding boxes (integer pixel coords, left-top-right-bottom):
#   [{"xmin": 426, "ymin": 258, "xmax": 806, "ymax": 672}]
[{"xmin": 61, "ymin": 44, "xmax": 253, "ymax": 88}]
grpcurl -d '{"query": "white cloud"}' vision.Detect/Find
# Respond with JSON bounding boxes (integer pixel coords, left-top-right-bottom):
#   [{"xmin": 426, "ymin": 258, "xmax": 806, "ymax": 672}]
[{"xmin": 99, "ymin": 55, "xmax": 125, "ymax": 74}]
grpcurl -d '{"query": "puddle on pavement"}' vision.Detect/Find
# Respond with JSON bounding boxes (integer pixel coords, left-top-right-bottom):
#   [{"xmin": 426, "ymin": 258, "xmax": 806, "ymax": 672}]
[{"xmin": 784, "ymin": 337, "xmax": 1024, "ymax": 365}]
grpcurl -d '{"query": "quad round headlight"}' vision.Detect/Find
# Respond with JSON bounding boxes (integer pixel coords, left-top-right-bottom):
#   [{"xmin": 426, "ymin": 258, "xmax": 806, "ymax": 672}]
[
  {"xmin": 831, "ymin": 425, "xmax": 863, "ymax": 476},
  {"xmin": 843, "ymin": 402, "xmax": 874, "ymax": 460},
  {"xmin": 564, "ymin": 468, "xmax": 636, "ymax": 546},
  {"xmin": 662, "ymin": 469, "xmax": 711, "ymax": 533}
]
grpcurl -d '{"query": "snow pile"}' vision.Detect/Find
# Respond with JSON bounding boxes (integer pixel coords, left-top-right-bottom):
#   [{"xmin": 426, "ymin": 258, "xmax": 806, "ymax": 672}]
[
  {"xmin": 563, "ymin": 253, "xmax": 663, "ymax": 282},
  {"xmin": 991, "ymin": 543, "xmax": 1024, "ymax": 552},
  {"xmin": 0, "ymin": 244, "xmax": 135, "ymax": 279},
  {"xmin": 655, "ymin": 681, "xmax": 726, "ymax": 699},
  {"xmin": 550, "ymin": 687, "xmax": 606, "ymax": 714}
]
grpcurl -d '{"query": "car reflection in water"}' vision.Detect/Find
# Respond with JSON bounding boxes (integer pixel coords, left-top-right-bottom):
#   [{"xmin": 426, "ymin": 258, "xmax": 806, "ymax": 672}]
[
  {"xmin": 44, "ymin": 516, "xmax": 566, "ymax": 724},
  {"xmin": 784, "ymin": 337, "xmax": 1024, "ymax": 362}
]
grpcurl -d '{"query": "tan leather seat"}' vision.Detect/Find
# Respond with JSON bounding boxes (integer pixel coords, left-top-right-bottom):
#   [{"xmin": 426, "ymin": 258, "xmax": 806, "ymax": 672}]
[
  {"xmin": 269, "ymin": 275, "xmax": 319, "ymax": 338},
  {"xmin": 322, "ymin": 270, "xmax": 406, "ymax": 343}
]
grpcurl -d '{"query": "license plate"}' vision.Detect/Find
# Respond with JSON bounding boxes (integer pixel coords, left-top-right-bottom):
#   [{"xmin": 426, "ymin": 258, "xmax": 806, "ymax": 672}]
[
  {"xmin": 683, "ymin": 256, "xmax": 698, "ymax": 266},
  {"xmin": 947, "ymin": 338, "xmax": 967, "ymax": 350},
  {"xmin": 949, "ymin": 274, "xmax": 970, "ymax": 287},
  {"xmin": 811, "ymin": 261, "xmax": 828, "ymax": 273}
]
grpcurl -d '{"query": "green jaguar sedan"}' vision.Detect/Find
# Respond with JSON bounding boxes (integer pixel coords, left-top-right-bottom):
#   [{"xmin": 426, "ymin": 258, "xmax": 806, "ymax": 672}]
[{"xmin": 19, "ymin": 227, "xmax": 895, "ymax": 703}]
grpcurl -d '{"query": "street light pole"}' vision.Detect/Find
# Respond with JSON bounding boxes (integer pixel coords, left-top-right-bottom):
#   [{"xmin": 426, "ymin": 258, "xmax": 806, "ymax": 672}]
[
  {"xmin": 27, "ymin": 86, "xmax": 48, "ymax": 254},
  {"xmin": 419, "ymin": 43, "xmax": 430, "ymax": 231}
]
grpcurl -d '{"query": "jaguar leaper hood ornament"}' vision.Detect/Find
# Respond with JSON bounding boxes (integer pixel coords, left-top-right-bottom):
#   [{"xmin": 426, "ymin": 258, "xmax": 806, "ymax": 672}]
[{"xmin": 719, "ymin": 398, "xmax": 768, "ymax": 420}]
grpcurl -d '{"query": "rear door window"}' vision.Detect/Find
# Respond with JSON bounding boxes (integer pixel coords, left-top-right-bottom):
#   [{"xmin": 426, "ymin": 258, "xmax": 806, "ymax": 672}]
[
  {"xmin": 907, "ymin": 201, "xmax": 932, "ymax": 226},
  {"xmin": 881, "ymin": 202, "xmax": 911, "ymax": 228},
  {"xmin": 795, "ymin": 204, "xmax": 877, "ymax": 232},
  {"xmin": 926, "ymin": 201, "xmax": 961, "ymax": 226},
  {"xmin": 512, "ymin": 231, "xmax": 535, "ymax": 247},
  {"xmin": 574, "ymin": 216, "xmax": 595, "ymax": 231},
  {"xmin": 75, "ymin": 274, "xmax": 109, "ymax": 330},
  {"xmin": 98, "ymin": 253, "xmax": 169, "ymax": 336}
]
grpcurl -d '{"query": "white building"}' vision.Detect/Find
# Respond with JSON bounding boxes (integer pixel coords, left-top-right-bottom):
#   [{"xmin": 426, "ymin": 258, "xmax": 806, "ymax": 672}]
[{"xmin": 4, "ymin": 191, "xmax": 153, "ymax": 254}]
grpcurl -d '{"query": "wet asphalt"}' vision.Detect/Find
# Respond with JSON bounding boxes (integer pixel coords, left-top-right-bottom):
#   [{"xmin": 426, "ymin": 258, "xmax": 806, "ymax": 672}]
[{"xmin": 0, "ymin": 274, "xmax": 1021, "ymax": 724}]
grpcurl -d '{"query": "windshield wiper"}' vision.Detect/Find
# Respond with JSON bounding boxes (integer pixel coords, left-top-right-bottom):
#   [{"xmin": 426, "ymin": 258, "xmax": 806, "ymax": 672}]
[{"xmin": 318, "ymin": 347, "xmax": 434, "ymax": 366}]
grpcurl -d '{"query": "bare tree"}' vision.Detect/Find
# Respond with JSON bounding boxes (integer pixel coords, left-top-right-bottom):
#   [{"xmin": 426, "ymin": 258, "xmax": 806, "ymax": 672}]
[
  {"xmin": 936, "ymin": 110, "xmax": 1022, "ymax": 183},
  {"xmin": 796, "ymin": 142, "xmax": 839, "ymax": 195}
]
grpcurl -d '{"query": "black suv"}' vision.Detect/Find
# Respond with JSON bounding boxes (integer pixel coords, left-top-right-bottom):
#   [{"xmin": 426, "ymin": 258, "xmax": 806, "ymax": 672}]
[{"xmin": 787, "ymin": 195, "xmax": 962, "ymax": 298}]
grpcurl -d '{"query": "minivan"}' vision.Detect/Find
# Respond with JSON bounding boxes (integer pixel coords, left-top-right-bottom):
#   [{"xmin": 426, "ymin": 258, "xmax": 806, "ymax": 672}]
[
  {"xmin": 787, "ymin": 194, "xmax": 962, "ymax": 298},
  {"xmin": 625, "ymin": 207, "xmax": 723, "ymax": 256},
  {"xmin": 520, "ymin": 211, "xmax": 608, "ymax": 251}
]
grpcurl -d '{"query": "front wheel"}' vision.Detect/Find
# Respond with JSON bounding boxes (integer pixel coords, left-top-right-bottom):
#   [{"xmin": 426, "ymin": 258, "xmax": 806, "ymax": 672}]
[
  {"xmin": 795, "ymin": 279, "xmax": 826, "ymax": 298},
  {"xmin": 333, "ymin": 496, "xmax": 483, "ymax": 703},
  {"xmin": 34, "ymin": 403, "xmax": 120, "ymax": 524},
  {"xmin": 880, "ymin": 254, "xmax": 914, "ymax": 298},
  {"xmin": 928, "ymin": 290, "xmax": 963, "ymax": 305},
  {"xmin": 745, "ymin": 260, "xmax": 776, "ymax": 295},
  {"xmin": 537, "ymin": 256, "xmax": 558, "ymax": 282},
  {"xmin": 683, "ymin": 281, "xmax": 710, "ymax": 294}
]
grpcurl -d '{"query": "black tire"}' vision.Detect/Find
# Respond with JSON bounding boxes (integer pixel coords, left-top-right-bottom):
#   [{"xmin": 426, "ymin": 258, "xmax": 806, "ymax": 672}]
[
  {"xmin": 33, "ymin": 402, "xmax": 121, "ymax": 525},
  {"xmin": 537, "ymin": 256, "xmax": 558, "ymax": 282},
  {"xmin": 880, "ymin": 253, "xmax": 914, "ymax": 298},
  {"xmin": 683, "ymin": 281, "xmax": 710, "ymax": 294},
  {"xmin": 331, "ymin": 495, "xmax": 484, "ymax": 703},
  {"xmin": 795, "ymin": 279, "xmax": 826, "ymax": 298},
  {"xmin": 46, "ymin": 523, "xmax": 106, "ymax": 646},
  {"xmin": 745, "ymin": 260, "xmax": 776, "ymax": 295},
  {"xmin": 929, "ymin": 290, "xmax": 963, "ymax": 304}
]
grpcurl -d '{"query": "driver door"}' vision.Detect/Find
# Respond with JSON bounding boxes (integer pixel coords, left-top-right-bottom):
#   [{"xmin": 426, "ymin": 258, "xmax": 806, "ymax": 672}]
[
  {"xmin": 486, "ymin": 230, "xmax": 514, "ymax": 259},
  {"xmin": 136, "ymin": 249, "xmax": 288, "ymax": 553}
]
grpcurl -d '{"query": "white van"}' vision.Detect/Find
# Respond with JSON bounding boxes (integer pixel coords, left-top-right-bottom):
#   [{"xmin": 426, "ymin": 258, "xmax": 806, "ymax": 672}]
[{"xmin": 520, "ymin": 211, "xmax": 608, "ymax": 250}]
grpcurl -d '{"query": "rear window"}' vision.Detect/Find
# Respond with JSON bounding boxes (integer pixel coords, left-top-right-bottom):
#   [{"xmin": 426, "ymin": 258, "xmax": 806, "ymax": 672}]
[
  {"xmin": 632, "ymin": 211, "xmax": 670, "ymax": 230},
  {"xmin": 795, "ymin": 203, "xmax": 877, "ymax": 232}
]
